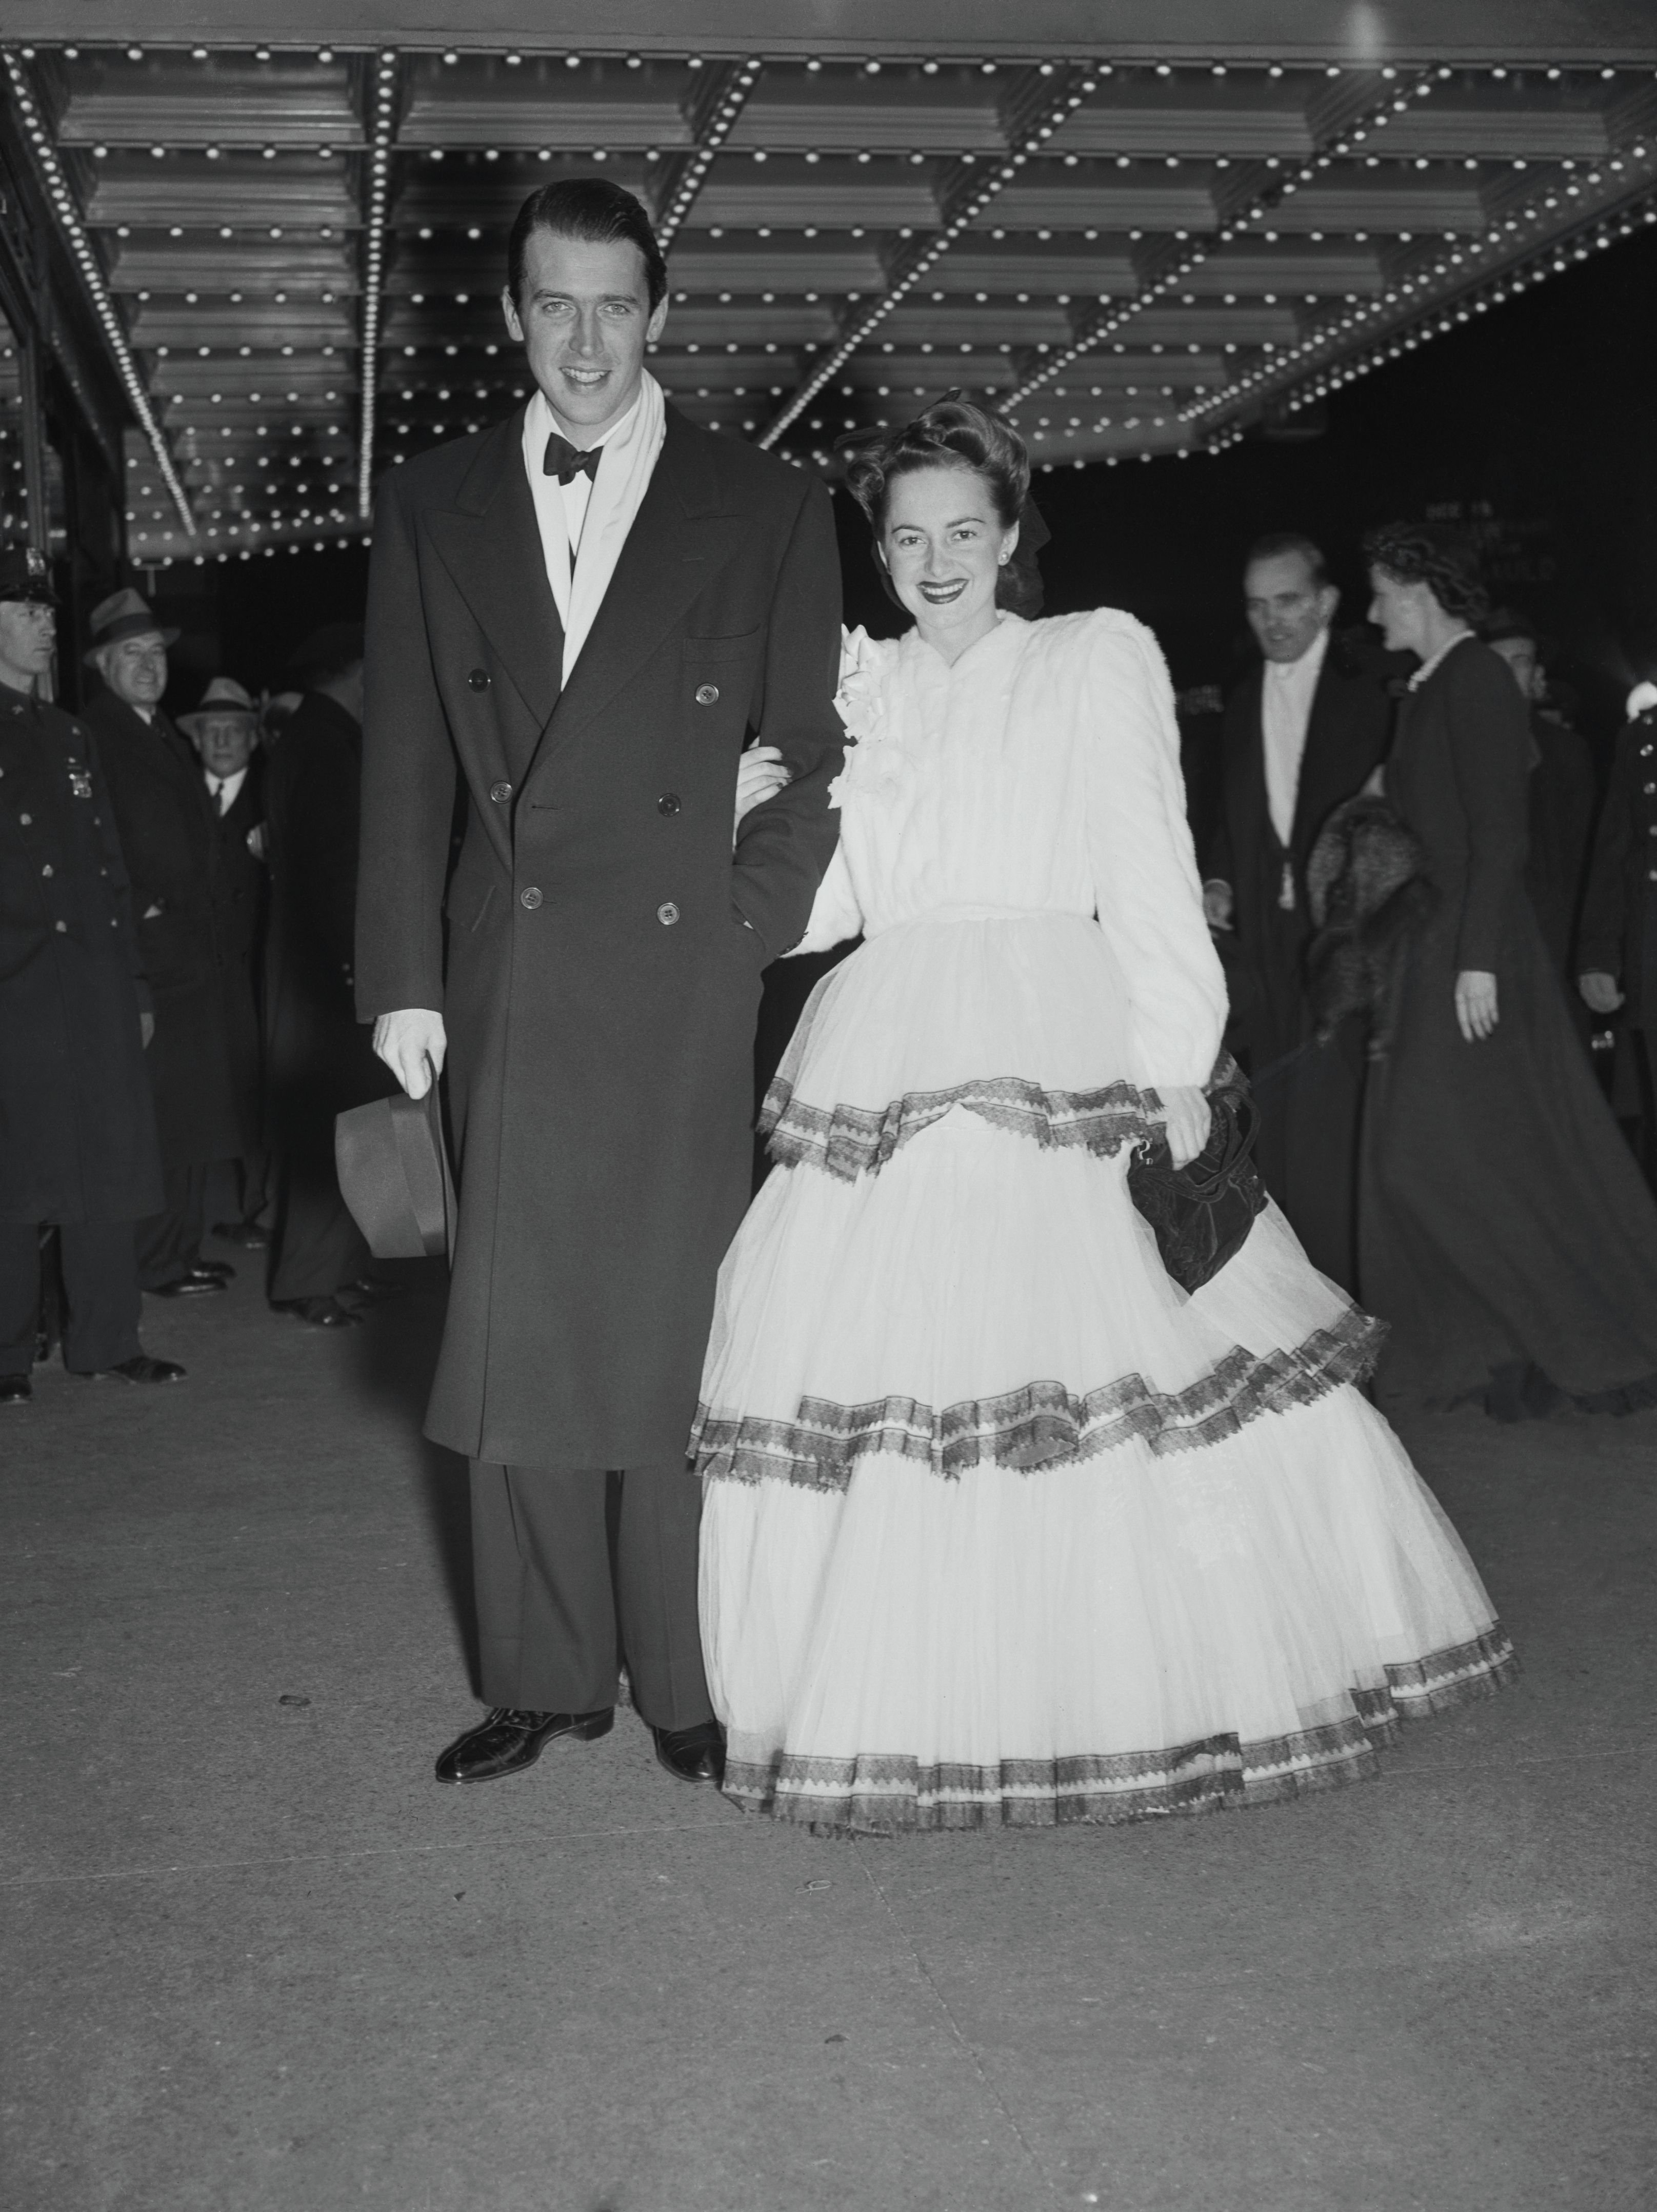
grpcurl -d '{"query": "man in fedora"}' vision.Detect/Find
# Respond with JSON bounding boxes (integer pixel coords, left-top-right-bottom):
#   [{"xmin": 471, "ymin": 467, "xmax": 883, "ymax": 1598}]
[
  {"xmin": 177, "ymin": 676, "xmax": 270, "ymax": 1248},
  {"xmin": 357, "ymin": 178, "xmax": 843, "ymax": 1790},
  {"xmin": 85, "ymin": 588, "xmax": 247, "ymax": 1302},
  {"xmin": 0, "ymin": 549, "xmax": 184, "ymax": 1398},
  {"xmin": 263, "ymin": 623, "xmax": 395, "ymax": 1327}
]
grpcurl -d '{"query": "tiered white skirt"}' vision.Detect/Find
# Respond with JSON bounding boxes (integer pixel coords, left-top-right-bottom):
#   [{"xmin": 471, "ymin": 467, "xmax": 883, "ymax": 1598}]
[{"xmin": 694, "ymin": 912, "xmax": 1514, "ymax": 1833}]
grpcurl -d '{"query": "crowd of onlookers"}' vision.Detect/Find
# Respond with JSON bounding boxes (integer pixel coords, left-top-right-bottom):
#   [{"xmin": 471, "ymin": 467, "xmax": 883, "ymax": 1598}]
[
  {"xmin": 2, "ymin": 523, "xmax": 1654, "ymax": 1408},
  {"xmin": 1, "ymin": 546, "xmax": 388, "ymax": 1401}
]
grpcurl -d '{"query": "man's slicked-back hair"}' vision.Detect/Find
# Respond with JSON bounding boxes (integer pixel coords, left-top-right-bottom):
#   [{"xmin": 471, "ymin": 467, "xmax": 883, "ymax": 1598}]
[
  {"xmin": 1244, "ymin": 531, "xmax": 1330, "ymax": 590},
  {"xmin": 506, "ymin": 177, "xmax": 667, "ymax": 312}
]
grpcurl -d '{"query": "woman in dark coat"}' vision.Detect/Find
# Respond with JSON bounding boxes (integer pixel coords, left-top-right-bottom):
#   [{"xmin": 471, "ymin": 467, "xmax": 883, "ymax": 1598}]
[{"xmin": 1359, "ymin": 524, "xmax": 1657, "ymax": 1418}]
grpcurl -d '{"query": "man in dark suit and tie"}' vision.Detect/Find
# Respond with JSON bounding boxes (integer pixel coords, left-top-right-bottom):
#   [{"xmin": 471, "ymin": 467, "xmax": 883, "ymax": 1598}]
[
  {"xmin": 176, "ymin": 677, "xmax": 269, "ymax": 1247},
  {"xmin": 86, "ymin": 592, "xmax": 245, "ymax": 1301},
  {"xmin": 356, "ymin": 180, "xmax": 844, "ymax": 1791},
  {"xmin": 1203, "ymin": 534, "xmax": 1393, "ymax": 1288}
]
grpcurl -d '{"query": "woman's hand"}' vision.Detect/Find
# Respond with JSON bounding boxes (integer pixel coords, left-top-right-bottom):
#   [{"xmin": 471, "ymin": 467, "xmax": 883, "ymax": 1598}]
[
  {"xmin": 733, "ymin": 746, "xmax": 791, "ymax": 847},
  {"xmin": 1153, "ymin": 1085, "xmax": 1212, "ymax": 1170},
  {"xmin": 1454, "ymin": 969, "xmax": 1499, "ymax": 1042},
  {"xmin": 1579, "ymin": 970, "xmax": 1624, "ymax": 1016}
]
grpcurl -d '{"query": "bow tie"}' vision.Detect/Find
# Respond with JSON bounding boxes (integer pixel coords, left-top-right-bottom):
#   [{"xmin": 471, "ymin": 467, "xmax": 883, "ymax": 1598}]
[{"xmin": 543, "ymin": 433, "xmax": 601, "ymax": 486}]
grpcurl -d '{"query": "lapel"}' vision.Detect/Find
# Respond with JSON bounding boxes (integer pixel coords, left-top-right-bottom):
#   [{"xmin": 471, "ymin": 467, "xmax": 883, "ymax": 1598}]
[
  {"xmin": 1235, "ymin": 665, "xmax": 1278, "ymax": 856},
  {"xmin": 526, "ymin": 407, "xmax": 748, "ymax": 780},
  {"xmin": 426, "ymin": 412, "xmax": 565, "ymax": 730}
]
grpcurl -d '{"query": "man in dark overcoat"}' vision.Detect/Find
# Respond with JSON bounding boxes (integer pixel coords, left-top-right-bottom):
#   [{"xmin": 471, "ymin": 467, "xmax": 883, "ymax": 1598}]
[
  {"xmin": 357, "ymin": 180, "xmax": 843, "ymax": 1790},
  {"xmin": 1579, "ymin": 684, "xmax": 1657, "ymax": 1172},
  {"xmin": 263, "ymin": 626, "xmax": 392, "ymax": 1326},
  {"xmin": 177, "ymin": 676, "xmax": 271, "ymax": 1243},
  {"xmin": 0, "ymin": 549, "xmax": 184, "ymax": 1397},
  {"xmin": 1203, "ymin": 533, "xmax": 1393, "ymax": 1288},
  {"xmin": 85, "ymin": 590, "xmax": 243, "ymax": 1298}
]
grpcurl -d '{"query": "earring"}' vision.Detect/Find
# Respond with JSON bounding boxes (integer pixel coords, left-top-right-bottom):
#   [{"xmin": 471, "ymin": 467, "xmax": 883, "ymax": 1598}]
[{"xmin": 999, "ymin": 552, "xmax": 1010, "ymax": 566}]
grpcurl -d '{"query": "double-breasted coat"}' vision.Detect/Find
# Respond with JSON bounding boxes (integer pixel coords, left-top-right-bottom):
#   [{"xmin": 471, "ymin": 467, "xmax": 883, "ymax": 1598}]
[
  {"xmin": 0, "ymin": 687, "xmax": 162, "ymax": 1223},
  {"xmin": 87, "ymin": 691, "xmax": 247, "ymax": 1166},
  {"xmin": 1578, "ymin": 703, "xmax": 1657, "ymax": 1034},
  {"xmin": 356, "ymin": 403, "xmax": 844, "ymax": 1469}
]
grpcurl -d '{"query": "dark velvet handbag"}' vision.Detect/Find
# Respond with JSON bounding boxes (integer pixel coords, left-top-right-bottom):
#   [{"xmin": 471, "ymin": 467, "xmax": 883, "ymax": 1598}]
[{"xmin": 1126, "ymin": 1063, "xmax": 1268, "ymax": 1292}]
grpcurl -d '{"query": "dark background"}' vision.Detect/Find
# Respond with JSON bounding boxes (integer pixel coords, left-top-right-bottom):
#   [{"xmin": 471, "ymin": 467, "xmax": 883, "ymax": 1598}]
[{"xmin": 158, "ymin": 222, "xmax": 1657, "ymax": 754}]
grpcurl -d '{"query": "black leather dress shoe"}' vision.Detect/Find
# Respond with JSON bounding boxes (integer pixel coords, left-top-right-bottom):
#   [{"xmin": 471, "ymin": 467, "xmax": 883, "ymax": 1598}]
[
  {"xmin": 272, "ymin": 1295, "xmax": 361, "ymax": 1328},
  {"xmin": 212, "ymin": 1220, "xmax": 269, "ymax": 1249},
  {"xmin": 80, "ymin": 1355, "xmax": 186, "ymax": 1384},
  {"xmin": 341, "ymin": 1275, "xmax": 402, "ymax": 1306},
  {"xmin": 147, "ymin": 1271, "xmax": 225, "ymax": 1298},
  {"xmin": 652, "ymin": 1720, "xmax": 726, "ymax": 1786},
  {"xmin": 435, "ymin": 1706, "xmax": 613, "ymax": 1785},
  {"xmin": 192, "ymin": 1257, "xmax": 235, "ymax": 1282},
  {"xmin": 0, "ymin": 1373, "xmax": 31, "ymax": 1404}
]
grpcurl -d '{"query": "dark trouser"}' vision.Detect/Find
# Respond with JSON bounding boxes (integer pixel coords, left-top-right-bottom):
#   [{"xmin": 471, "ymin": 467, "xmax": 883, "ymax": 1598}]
[
  {"xmin": 268, "ymin": 1140, "xmax": 370, "ymax": 1303},
  {"xmin": 0, "ymin": 1220, "xmax": 142, "ymax": 1375},
  {"xmin": 469, "ymin": 1460, "xmax": 713, "ymax": 1731},
  {"xmin": 136, "ymin": 1162, "xmax": 208, "ymax": 1289}
]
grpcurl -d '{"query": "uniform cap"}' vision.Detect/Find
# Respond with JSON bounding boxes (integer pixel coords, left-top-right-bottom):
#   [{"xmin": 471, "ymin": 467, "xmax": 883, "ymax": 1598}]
[{"xmin": 0, "ymin": 545, "xmax": 58, "ymax": 607}]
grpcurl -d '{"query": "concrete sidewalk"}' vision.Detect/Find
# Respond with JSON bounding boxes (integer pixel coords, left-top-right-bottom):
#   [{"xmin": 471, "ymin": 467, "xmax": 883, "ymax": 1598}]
[{"xmin": 3, "ymin": 1253, "xmax": 1653, "ymax": 2212}]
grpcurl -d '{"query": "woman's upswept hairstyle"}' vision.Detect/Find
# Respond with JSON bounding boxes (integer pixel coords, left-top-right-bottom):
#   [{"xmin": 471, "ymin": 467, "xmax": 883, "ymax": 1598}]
[
  {"xmin": 507, "ymin": 177, "xmax": 668, "ymax": 313},
  {"xmin": 1363, "ymin": 521, "xmax": 1491, "ymax": 626},
  {"xmin": 842, "ymin": 397, "xmax": 1045, "ymax": 617}
]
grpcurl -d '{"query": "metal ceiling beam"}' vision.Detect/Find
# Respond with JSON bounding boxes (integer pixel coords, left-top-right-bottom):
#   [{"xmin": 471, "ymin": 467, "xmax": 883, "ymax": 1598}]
[
  {"xmin": 4, "ymin": 5, "xmax": 1657, "ymax": 66},
  {"xmin": 757, "ymin": 63, "xmax": 1099, "ymax": 448},
  {"xmin": 1, "ymin": 48, "xmax": 195, "ymax": 536},
  {"xmin": 356, "ymin": 49, "xmax": 398, "ymax": 519},
  {"xmin": 656, "ymin": 59, "xmax": 764, "ymax": 250},
  {"xmin": 1002, "ymin": 67, "xmax": 1439, "ymax": 427}
]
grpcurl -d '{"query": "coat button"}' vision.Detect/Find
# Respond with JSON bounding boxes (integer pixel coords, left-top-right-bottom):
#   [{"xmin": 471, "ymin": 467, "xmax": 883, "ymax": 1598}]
[
  {"xmin": 18, "ymin": 813, "xmax": 29, "ymax": 825},
  {"xmin": 694, "ymin": 684, "xmax": 719, "ymax": 706},
  {"xmin": 1645, "ymin": 783, "xmax": 1656, "ymax": 796},
  {"xmin": 520, "ymin": 885, "xmax": 543, "ymax": 910},
  {"xmin": 55, "ymin": 919, "xmax": 67, "ymax": 933},
  {"xmin": 41, "ymin": 863, "xmax": 53, "ymax": 877},
  {"xmin": 657, "ymin": 901, "xmax": 680, "ymax": 926},
  {"xmin": 490, "ymin": 781, "xmax": 513, "ymax": 803},
  {"xmin": 657, "ymin": 793, "xmax": 681, "ymax": 816},
  {"xmin": 468, "ymin": 668, "xmax": 490, "ymax": 691}
]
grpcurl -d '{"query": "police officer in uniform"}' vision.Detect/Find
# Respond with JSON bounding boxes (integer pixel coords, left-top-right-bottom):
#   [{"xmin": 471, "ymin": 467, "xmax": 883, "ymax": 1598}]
[
  {"xmin": 1579, "ymin": 682, "xmax": 1657, "ymax": 1173},
  {"xmin": 0, "ymin": 550, "xmax": 185, "ymax": 1400}
]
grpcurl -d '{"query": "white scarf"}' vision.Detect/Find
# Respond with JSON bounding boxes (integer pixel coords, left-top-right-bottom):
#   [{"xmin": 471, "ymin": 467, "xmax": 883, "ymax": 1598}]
[{"xmin": 521, "ymin": 371, "xmax": 667, "ymax": 687}]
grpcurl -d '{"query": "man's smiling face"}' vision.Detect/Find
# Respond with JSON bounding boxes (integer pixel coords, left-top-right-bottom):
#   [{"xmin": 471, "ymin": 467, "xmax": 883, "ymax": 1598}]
[{"xmin": 502, "ymin": 228, "xmax": 668, "ymax": 443}]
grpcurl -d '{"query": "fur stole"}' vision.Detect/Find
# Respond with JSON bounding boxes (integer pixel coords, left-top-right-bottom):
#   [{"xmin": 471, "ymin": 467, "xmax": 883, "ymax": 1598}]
[{"xmin": 1305, "ymin": 795, "xmax": 1437, "ymax": 1055}]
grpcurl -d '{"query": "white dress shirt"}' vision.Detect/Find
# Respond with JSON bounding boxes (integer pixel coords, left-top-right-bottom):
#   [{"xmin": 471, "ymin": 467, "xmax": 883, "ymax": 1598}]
[
  {"xmin": 1260, "ymin": 624, "xmax": 1329, "ymax": 851},
  {"xmin": 204, "ymin": 766, "xmax": 249, "ymax": 814},
  {"xmin": 520, "ymin": 373, "xmax": 667, "ymax": 685}
]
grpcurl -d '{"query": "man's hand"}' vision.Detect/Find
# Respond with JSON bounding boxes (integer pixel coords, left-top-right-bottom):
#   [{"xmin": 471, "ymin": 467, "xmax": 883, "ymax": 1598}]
[
  {"xmin": 1579, "ymin": 971, "xmax": 1624, "ymax": 1016},
  {"xmin": 734, "ymin": 745, "xmax": 791, "ymax": 847},
  {"xmin": 139, "ymin": 1011, "xmax": 155, "ymax": 1050},
  {"xmin": 1454, "ymin": 970, "xmax": 1499, "ymax": 1043},
  {"xmin": 1153, "ymin": 1084, "xmax": 1213, "ymax": 1170},
  {"xmin": 1201, "ymin": 878, "xmax": 1234, "ymax": 932},
  {"xmin": 373, "ymin": 1008, "xmax": 447, "ymax": 1099}
]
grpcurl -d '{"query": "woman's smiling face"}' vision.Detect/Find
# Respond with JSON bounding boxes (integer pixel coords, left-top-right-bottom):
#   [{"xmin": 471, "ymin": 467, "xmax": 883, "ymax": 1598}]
[{"xmin": 880, "ymin": 463, "xmax": 1018, "ymax": 651}]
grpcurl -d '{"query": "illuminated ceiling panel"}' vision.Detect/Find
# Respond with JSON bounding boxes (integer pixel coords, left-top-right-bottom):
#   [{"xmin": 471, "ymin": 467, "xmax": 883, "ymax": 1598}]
[{"xmin": 0, "ymin": 18, "xmax": 1651, "ymax": 570}]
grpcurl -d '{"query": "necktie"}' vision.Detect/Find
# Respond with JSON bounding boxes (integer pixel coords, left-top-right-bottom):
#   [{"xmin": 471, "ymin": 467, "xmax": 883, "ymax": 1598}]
[{"xmin": 543, "ymin": 434, "xmax": 600, "ymax": 485}]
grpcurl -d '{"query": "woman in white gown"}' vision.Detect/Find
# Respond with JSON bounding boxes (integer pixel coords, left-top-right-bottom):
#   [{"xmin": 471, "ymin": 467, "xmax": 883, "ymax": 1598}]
[{"xmin": 694, "ymin": 401, "xmax": 1514, "ymax": 1834}]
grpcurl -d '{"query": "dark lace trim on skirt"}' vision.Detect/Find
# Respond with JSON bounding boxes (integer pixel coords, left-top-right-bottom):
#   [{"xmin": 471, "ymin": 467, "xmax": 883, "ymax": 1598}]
[
  {"xmin": 761, "ymin": 1072, "xmax": 1159, "ymax": 1182},
  {"xmin": 693, "ymin": 1305, "xmax": 1386, "ymax": 1487},
  {"xmin": 722, "ymin": 1630, "xmax": 1518, "ymax": 1835}
]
